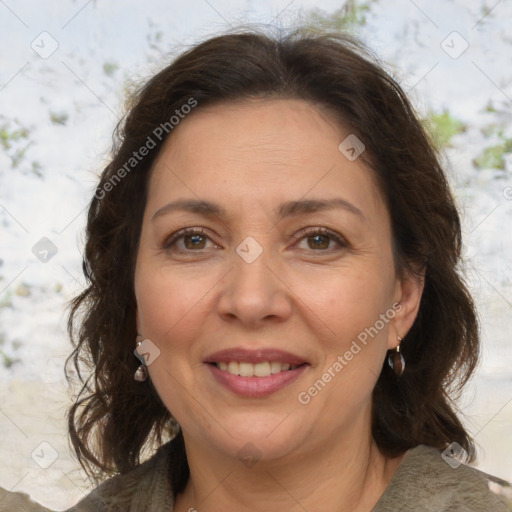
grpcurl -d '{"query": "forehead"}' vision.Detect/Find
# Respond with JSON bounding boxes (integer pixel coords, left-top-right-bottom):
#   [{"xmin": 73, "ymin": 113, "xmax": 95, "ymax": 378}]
[{"xmin": 147, "ymin": 98, "xmax": 385, "ymax": 223}]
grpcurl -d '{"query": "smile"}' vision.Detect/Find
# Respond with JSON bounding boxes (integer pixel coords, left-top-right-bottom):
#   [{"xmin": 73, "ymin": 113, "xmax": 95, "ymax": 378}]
[
  {"xmin": 204, "ymin": 348, "xmax": 309, "ymax": 397},
  {"xmin": 213, "ymin": 361, "xmax": 300, "ymax": 377}
]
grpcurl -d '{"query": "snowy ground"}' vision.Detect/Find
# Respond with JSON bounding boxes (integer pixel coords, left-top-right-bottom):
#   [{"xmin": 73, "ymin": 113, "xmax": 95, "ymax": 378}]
[{"xmin": 0, "ymin": 0, "xmax": 511, "ymax": 510}]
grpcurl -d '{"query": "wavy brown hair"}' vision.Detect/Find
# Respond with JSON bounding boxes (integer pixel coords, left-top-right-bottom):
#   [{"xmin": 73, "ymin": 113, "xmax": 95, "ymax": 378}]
[{"xmin": 66, "ymin": 28, "xmax": 479, "ymax": 495}]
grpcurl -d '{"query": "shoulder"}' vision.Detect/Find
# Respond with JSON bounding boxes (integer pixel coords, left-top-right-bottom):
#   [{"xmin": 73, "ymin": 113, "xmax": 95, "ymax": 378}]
[
  {"xmin": 66, "ymin": 441, "xmax": 175, "ymax": 512},
  {"xmin": 0, "ymin": 487, "xmax": 53, "ymax": 512},
  {"xmin": 374, "ymin": 444, "xmax": 511, "ymax": 512}
]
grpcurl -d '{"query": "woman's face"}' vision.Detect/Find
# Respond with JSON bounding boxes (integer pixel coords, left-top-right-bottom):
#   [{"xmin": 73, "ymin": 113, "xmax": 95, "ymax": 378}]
[{"xmin": 134, "ymin": 98, "xmax": 421, "ymax": 463}]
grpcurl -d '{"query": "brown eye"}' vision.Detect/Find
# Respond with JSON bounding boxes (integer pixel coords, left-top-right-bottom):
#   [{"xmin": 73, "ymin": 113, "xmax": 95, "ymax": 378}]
[
  {"xmin": 294, "ymin": 227, "xmax": 348, "ymax": 252},
  {"xmin": 306, "ymin": 233, "xmax": 330, "ymax": 250},
  {"xmin": 183, "ymin": 233, "xmax": 207, "ymax": 250},
  {"xmin": 163, "ymin": 227, "xmax": 215, "ymax": 253}
]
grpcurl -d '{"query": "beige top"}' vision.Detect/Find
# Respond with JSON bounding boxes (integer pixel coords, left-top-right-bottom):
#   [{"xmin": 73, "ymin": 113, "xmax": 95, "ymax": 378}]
[{"xmin": 1, "ymin": 443, "xmax": 510, "ymax": 511}]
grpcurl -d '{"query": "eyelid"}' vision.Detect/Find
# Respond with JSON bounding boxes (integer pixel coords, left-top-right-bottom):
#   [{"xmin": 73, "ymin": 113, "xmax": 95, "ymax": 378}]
[
  {"xmin": 291, "ymin": 226, "xmax": 349, "ymax": 248},
  {"xmin": 162, "ymin": 227, "xmax": 212, "ymax": 250},
  {"xmin": 162, "ymin": 225, "xmax": 348, "ymax": 253}
]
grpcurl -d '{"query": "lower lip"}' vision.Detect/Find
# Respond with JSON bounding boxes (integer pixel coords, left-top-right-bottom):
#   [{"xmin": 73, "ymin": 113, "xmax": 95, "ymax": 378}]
[{"xmin": 206, "ymin": 363, "xmax": 308, "ymax": 398}]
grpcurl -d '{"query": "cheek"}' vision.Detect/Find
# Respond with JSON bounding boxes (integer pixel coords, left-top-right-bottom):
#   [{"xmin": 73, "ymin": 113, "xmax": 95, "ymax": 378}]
[
  {"xmin": 135, "ymin": 258, "xmax": 212, "ymax": 343},
  {"xmin": 294, "ymin": 261, "xmax": 394, "ymax": 398},
  {"xmin": 297, "ymin": 278, "xmax": 391, "ymax": 417},
  {"xmin": 134, "ymin": 262, "xmax": 210, "ymax": 419},
  {"xmin": 295, "ymin": 262, "xmax": 393, "ymax": 342}
]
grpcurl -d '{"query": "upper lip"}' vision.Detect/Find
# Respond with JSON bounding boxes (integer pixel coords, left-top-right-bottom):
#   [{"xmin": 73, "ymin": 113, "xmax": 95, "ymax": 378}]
[{"xmin": 204, "ymin": 348, "xmax": 308, "ymax": 365}]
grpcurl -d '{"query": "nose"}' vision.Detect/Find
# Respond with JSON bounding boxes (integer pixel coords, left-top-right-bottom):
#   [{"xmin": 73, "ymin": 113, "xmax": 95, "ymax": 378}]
[{"xmin": 216, "ymin": 241, "xmax": 293, "ymax": 328}]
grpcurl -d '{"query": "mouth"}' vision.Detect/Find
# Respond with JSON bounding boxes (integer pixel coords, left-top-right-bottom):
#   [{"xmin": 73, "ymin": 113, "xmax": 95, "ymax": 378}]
[
  {"xmin": 209, "ymin": 360, "xmax": 303, "ymax": 376},
  {"xmin": 204, "ymin": 348, "xmax": 309, "ymax": 397}
]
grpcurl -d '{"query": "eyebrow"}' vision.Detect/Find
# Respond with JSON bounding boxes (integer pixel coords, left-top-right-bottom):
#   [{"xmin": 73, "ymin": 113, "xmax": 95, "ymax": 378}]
[{"xmin": 152, "ymin": 197, "xmax": 366, "ymax": 222}]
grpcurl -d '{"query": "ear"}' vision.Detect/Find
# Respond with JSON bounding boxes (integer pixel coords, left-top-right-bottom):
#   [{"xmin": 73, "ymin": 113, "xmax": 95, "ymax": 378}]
[{"xmin": 387, "ymin": 268, "xmax": 425, "ymax": 350}]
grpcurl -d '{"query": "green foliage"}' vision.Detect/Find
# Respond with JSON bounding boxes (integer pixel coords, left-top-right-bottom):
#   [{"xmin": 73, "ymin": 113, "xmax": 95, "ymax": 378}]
[
  {"xmin": 1, "ymin": 115, "xmax": 42, "ymax": 175},
  {"xmin": 473, "ymin": 137, "xmax": 512, "ymax": 170},
  {"xmin": 424, "ymin": 109, "xmax": 466, "ymax": 148},
  {"xmin": 0, "ymin": 126, "xmax": 28, "ymax": 147},
  {"xmin": 474, "ymin": 123, "xmax": 512, "ymax": 170},
  {"xmin": 0, "ymin": 347, "xmax": 17, "ymax": 368},
  {"xmin": 50, "ymin": 111, "xmax": 69, "ymax": 126},
  {"xmin": 301, "ymin": 0, "xmax": 377, "ymax": 33},
  {"xmin": 485, "ymin": 101, "xmax": 496, "ymax": 113},
  {"xmin": 103, "ymin": 61, "xmax": 119, "ymax": 77},
  {"xmin": 0, "ymin": 333, "xmax": 19, "ymax": 368},
  {"xmin": 31, "ymin": 160, "xmax": 42, "ymax": 178},
  {"xmin": 0, "ymin": 116, "xmax": 32, "ymax": 168}
]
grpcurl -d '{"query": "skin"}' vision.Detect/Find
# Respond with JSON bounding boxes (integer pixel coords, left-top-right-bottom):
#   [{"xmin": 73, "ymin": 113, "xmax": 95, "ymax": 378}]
[{"xmin": 134, "ymin": 98, "xmax": 424, "ymax": 512}]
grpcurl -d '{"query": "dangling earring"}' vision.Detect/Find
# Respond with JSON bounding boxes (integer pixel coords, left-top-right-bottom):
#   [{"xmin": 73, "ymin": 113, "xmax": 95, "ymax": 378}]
[
  {"xmin": 134, "ymin": 336, "xmax": 148, "ymax": 382},
  {"xmin": 387, "ymin": 336, "xmax": 405, "ymax": 377}
]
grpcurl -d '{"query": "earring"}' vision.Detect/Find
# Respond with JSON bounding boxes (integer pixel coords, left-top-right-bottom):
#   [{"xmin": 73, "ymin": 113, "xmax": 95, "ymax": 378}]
[
  {"xmin": 134, "ymin": 337, "xmax": 148, "ymax": 382},
  {"xmin": 387, "ymin": 336, "xmax": 405, "ymax": 377}
]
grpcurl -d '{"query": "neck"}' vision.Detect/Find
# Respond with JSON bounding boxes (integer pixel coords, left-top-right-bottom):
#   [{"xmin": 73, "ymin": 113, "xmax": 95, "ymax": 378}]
[{"xmin": 173, "ymin": 423, "xmax": 406, "ymax": 512}]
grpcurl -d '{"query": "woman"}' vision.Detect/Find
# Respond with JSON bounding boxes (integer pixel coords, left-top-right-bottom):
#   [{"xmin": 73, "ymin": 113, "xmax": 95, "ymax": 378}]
[{"xmin": 2, "ymin": 29, "xmax": 510, "ymax": 511}]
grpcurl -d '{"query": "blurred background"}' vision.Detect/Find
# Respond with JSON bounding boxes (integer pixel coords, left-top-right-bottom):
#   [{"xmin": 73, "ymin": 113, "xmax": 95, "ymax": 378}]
[{"xmin": 0, "ymin": 0, "xmax": 511, "ymax": 509}]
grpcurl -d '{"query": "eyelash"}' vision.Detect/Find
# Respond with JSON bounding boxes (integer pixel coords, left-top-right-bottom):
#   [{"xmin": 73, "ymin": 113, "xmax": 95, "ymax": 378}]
[{"xmin": 162, "ymin": 226, "xmax": 348, "ymax": 254}]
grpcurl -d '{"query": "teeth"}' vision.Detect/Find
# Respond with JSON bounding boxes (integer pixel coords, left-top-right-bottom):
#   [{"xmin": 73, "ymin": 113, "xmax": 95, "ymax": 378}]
[
  {"xmin": 239, "ymin": 362, "xmax": 254, "ymax": 377},
  {"xmin": 270, "ymin": 361, "xmax": 282, "ymax": 374},
  {"xmin": 215, "ymin": 361, "xmax": 299, "ymax": 377},
  {"xmin": 254, "ymin": 361, "xmax": 271, "ymax": 377}
]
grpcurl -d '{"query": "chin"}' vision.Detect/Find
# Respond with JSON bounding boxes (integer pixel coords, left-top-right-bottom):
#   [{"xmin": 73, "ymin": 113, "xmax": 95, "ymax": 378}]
[{"xmin": 203, "ymin": 410, "xmax": 310, "ymax": 463}]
